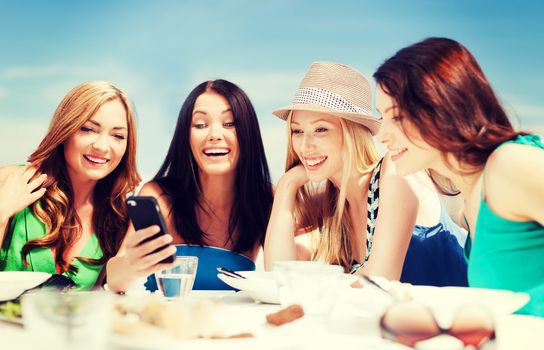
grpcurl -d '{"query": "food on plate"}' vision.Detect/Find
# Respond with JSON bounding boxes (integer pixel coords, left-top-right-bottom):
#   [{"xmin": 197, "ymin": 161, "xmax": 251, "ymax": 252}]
[
  {"xmin": 0, "ymin": 301, "xmax": 22, "ymax": 320},
  {"xmin": 350, "ymin": 279, "xmax": 363, "ymax": 288},
  {"xmin": 266, "ymin": 304, "xmax": 304, "ymax": 326},
  {"xmin": 211, "ymin": 332, "xmax": 254, "ymax": 339},
  {"xmin": 113, "ymin": 296, "xmax": 253, "ymax": 339},
  {"xmin": 389, "ymin": 282, "xmax": 413, "ymax": 301}
]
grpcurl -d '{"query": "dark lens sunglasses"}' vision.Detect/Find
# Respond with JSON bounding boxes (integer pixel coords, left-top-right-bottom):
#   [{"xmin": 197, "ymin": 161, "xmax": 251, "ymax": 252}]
[{"xmin": 380, "ymin": 301, "xmax": 495, "ymax": 349}]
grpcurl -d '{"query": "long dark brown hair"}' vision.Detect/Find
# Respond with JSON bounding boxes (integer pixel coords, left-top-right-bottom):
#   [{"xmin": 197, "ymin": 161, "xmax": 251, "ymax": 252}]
[
  {"xmin": 374, "ymin": 37, "xmax": 525, "ymax": 193},
  {"xmin": 22, "ymin": 81, "xmax": 141, "ymax": 273},
  {"xmin": 154, "ymin": 79, "xmax": 273, "ymax": 253}
]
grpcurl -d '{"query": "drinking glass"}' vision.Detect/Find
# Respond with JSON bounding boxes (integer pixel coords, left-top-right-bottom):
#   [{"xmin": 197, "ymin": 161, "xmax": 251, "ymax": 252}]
[
  {"xmin": 155, "ymin": 256, "xmax": 198, "ymax": 299},
  {"xmin": 21, "ymin": 289, "xmax": 113, "ymax": 350},
  {"xmin": 274, "ymin": 261, "xmax": 343, "ymax": 319}
]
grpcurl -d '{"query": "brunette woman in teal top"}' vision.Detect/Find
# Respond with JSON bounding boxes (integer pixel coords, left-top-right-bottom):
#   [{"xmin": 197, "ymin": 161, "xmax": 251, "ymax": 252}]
[
  {"xmin": 0, "ymin": 82, "xmax": 140, "ymax": 289},
  {"xmin": 468, "ymin": 134, "xmax": 544, "ymax": 315},
  {"xmin": 374, "ymin": 37, "xmax": 544, "ymax": 316}
]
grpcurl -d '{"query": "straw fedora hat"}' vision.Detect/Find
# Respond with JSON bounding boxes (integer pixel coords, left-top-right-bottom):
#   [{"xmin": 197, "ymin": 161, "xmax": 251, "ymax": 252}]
[{"xmin": 272, "ymin": 61, "xmax": 381, "ymax": 135}]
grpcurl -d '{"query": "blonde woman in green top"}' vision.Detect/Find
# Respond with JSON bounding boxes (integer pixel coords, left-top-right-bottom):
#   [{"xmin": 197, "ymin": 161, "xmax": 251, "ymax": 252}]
[
  {"xmin": 0, "ymin": 81, "xmax": 141, "ymax": 289},
  {"xmin": 374, "ymin": 37, "xmax": 544, "ymax": 317}
]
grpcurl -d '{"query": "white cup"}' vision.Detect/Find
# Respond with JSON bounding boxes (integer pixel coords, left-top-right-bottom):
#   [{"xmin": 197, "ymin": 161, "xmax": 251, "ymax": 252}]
[
  {"xmin": 155, "ymin": 256, "xmax": 198, "ymax": 299},
  {"xmin": 21, "ymin": 290, "xmax": 113, "ymax": 350},
  {"xmin": 273, "ymin": 261, "xmax": 343, "ymax": 318}
]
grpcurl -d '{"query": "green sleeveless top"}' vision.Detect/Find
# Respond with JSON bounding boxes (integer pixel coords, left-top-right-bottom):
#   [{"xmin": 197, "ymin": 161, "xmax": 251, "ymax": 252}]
[
  {"xmin": 0, "ymin": 207, "xmax": 104, "ymax": 290},
  {"xmin": 468, "ymin": 134, "xmax": 544, "ymax": 317}
]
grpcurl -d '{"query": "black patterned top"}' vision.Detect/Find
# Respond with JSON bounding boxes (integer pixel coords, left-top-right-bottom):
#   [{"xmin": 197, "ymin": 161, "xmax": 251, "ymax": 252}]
[{"xmin": 349, "ymin": 158, "xmax": 383, "ymax": 274}]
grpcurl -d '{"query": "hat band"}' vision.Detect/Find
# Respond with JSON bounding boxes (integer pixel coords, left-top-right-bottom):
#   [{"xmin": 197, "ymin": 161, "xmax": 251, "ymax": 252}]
[{"xmin": 293, "ymin": 87, "xmax": 371, "ymax": 115}]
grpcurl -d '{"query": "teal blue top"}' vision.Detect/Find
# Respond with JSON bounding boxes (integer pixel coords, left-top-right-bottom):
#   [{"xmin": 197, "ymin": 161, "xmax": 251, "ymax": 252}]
[
  {"xmin": 0, "ymin": 207, "xmax": 104, "ymax": 290},
  {"xmin": 468, "ymin": 134, "xmax": 544, "ymax": 317}
]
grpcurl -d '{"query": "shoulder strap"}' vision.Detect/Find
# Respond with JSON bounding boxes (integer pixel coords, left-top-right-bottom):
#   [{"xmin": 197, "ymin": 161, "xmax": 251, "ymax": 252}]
[
  {"xmin": 349, "ymin": 158, "xmax": 384, "ymax": 274},
  {"xmin": 481, "ymin": 134, "xmax": 543, "ymax": 200},
  {"xmin": 364, "ymin": 158, "xmax": 383, "ymax": 263}
]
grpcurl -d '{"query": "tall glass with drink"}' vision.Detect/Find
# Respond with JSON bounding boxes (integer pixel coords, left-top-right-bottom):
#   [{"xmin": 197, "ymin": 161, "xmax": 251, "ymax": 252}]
[{"xmin": 155, "ymin": 256, "xmax": 198, "ymax": 299}]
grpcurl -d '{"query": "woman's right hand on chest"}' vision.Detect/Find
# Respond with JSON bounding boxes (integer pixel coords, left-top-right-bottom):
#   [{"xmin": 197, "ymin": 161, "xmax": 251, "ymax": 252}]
[
  {"xmin": 119, "ymin": 225, "xmax": 177, "ymax": 277},
  {"xmin": 0, "ymin": 166, "xmax": 47, "ymax": 221}
]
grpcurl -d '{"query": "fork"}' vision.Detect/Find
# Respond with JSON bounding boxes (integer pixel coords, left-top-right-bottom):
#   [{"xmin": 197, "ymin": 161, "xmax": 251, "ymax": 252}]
[{"xmin": 217, "ymin": 267, "xmax": 246, "ymax": 279}]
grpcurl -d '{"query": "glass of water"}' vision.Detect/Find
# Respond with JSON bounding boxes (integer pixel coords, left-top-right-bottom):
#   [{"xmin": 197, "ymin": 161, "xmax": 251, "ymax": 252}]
[{"xmin": 155, "ymin": 256, "xmax": 198, "ymax": 299}]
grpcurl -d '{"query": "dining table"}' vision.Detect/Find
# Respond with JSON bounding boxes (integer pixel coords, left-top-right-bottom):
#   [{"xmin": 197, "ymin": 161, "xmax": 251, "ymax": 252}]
[{"xmin": 1, "ymin": 289, "xmax": 543, "ymax": 350}]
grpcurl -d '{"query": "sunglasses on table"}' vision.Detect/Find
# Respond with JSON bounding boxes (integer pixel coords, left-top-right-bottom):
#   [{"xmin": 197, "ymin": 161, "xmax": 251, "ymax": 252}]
[{"xmin": 380, "ymin": 301, "xmax": 495, "ymax": 349}]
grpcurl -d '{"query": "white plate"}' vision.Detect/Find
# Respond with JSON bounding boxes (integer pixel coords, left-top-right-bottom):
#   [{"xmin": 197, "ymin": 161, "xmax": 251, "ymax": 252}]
[
  {"xmin": 339, "ymin": 281, "xmax": 530, "ymax": 323},
  {"xmin": 0, "ymin": 271, "xmax": 51, "ymax": 301},
  {"xmin": 111, "ymin": 334, "xmax": 259, "ymax": 350},
  {"xmin": 110, "ymin": 333, "xmax": 301, "ymax": 350},
  {"xmin": 217, "ymin": 271, "xmax": 278, "ymax": 304},
  {"xmin": 409, "ymin": 285, "xmax": 530, "ymax": 318},
  {"xmin": 217, "ymin": 271, "xmax": 358, "ymax": 304},
  {"xmin": 110, "ymin": 295, "xmax": 292, "ymax": 350}
]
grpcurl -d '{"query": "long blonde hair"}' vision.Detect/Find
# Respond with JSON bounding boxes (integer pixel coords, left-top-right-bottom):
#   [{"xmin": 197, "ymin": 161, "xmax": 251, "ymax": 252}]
[
  {"xmin": 22, "ymin": 81, "xmax": 141, "ymax": 273},
  {"xmin": 286, "ymin": 113, "xmax": 379, "ymax": 269}
]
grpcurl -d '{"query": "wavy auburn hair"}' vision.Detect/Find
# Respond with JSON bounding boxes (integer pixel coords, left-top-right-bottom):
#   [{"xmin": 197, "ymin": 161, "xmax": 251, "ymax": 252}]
[
  {"xmin": 286, "ymin": 113, "xmax": 379, "ymax": 270},
  {"xmin": 23, "ymin": 81, "xmax": 141, "ymax": 273},
  {"xmin": 374, "ymin": 37, "xmax": 525, "ymax": 193}
]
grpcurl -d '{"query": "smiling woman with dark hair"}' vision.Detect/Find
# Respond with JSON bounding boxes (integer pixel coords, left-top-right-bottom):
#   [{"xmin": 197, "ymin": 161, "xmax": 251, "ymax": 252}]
[{"xmin": 107, "ymin": 79, "xmax": 273, "ymax": 292}]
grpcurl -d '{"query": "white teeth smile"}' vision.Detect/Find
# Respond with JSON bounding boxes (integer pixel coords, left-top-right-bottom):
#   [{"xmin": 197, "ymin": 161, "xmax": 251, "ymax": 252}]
[
  {"xmin": 84, "ymin": 155, "xmax": 108, "ymax": 164},
  {"xmin": 305, "ymin": 156, "xmax": 327, "ymax": 167},
  {"xmin": 203, "ymin": 148, "xmax": 230, "ymax": 156}
]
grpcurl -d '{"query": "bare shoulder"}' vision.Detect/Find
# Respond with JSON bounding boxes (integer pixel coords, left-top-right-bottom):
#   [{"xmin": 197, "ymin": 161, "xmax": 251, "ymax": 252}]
[
  {"xmin": 138, "ymin": 181, "xmax": 164, "ymax": 197},
  {"xmin": 485, "ymin": 142, "xmax": 544, "ymax": 221},
  {"xmin": 486, "ymin": 143, "xmax": 544, "ymax": 182},
  {"xmin": 0, "ymin": 165, "xmax": 21, "ymax": 181}
]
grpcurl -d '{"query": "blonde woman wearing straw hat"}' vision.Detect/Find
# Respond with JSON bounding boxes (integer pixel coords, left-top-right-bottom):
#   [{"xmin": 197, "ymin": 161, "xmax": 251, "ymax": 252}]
[{"xmin": 264, "ymin": 62, "xmax": 467, "ymax": 285}]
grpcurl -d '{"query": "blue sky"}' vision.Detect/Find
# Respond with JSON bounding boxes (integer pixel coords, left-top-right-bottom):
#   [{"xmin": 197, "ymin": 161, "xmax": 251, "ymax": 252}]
[{"xmin": 1, "ymin": 1, "xmax": 543, "ymax": 182}]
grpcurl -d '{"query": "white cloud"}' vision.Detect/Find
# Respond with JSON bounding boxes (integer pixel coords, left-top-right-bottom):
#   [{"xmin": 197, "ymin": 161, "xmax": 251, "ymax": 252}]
[
  {"xmin": 0, "ymin": 119, "xmax": 47, "ymax": 164},
  {"xmin": 222, "ymin": 71, "xmax": 301, "ymax": 105},
  {"xmin": 188, "ymin": 68, "xmax": 301, "ymax": 109},
  {"xmin": 260, "ymin": 121, "xmax": 288, "ymax": 184},
  {"xmin": 509, "ymin": 103, "xmax": 544, "ymax": 120},
  {"xmin": 0, "ymin": 66, "xmax": 103, "ymax": 80},
  {"xmin": 0, "ymin": 66, "xmax": 63, "ymax": 79},
  {"xmin": 501, "ymin": 93, "xmax": 544, "ymax": 129},
  {"xmin": 0, "ymin": 86, "xmax": 8, "ymax": 99},
  {"xmin": 133, "ymin": 101, "xmax": 174, "ymax": 184}
]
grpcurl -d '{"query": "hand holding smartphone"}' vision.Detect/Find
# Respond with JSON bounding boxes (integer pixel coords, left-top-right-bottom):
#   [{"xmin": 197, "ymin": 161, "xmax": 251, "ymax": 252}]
[{"xmin": 125, "ymin": 196, "xmax": 175, "ymax": 264}]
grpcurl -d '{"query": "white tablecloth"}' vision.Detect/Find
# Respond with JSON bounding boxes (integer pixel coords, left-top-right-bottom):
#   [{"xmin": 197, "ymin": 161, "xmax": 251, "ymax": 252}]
[{"xmin": 1, "ymin": 290, "xmax": 543, "ymax": 350}]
